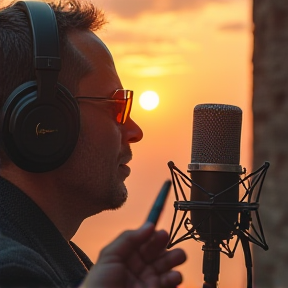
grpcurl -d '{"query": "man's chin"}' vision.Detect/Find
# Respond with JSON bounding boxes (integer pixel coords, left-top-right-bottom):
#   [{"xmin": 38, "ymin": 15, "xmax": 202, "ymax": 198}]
[{"xmin": 108, "ymin": 184, "xmax": 128, "ymax": 210}]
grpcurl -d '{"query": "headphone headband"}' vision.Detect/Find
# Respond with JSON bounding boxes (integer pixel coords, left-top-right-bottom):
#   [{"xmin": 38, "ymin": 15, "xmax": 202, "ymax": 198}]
[{"xmin": 16, "ymin": 1, "xmax": 61, "ymax": 71}]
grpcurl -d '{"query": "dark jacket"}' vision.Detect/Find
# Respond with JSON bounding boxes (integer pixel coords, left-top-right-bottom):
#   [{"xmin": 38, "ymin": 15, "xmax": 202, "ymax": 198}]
[{"xmin": 0, "ymin": 177, "xmax": 93, "ymax": 287}]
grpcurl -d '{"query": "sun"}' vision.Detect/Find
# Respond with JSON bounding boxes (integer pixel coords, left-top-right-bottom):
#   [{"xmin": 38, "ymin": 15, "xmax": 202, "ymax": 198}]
[{"xmin": 139, "ymin": 91, "xmax": 159, "ymax": 111}]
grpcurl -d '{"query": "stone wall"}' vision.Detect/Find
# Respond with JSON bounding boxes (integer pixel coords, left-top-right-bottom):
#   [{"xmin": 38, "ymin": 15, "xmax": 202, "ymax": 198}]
[{"xmin": 253, "ymin": 0, "xmax": 288, "ymax": 287}]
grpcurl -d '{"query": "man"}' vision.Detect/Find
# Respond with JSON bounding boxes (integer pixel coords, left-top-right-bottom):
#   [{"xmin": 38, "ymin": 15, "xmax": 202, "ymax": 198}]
[{"xmin": 0, "ymin": 0, "xmax": 186, "ymax": 287}]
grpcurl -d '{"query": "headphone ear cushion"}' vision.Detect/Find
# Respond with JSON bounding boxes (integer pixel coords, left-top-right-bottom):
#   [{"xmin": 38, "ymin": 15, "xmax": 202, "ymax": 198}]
[{"xmin": 1, "ymin": 81, "xmax": 80, "ymax": 172}]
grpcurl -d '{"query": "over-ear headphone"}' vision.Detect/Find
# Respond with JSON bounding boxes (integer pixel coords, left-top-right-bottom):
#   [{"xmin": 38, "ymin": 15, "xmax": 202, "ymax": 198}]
[{"xmin": 0, "ymin": 1, "xmax": 80, "ymax": 172}]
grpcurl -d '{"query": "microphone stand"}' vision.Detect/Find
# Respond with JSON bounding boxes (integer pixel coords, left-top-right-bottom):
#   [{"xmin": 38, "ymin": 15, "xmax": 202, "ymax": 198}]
[
  {"xmin": 202, "ymin": 242, "xmax": 221, "ymax": 288},
  {"xmin": 202, "ymin": 243, "xmax": 221, "ymax": 288},
  {"xmin": 166, "ymin": 161, "xmax": 270, "ymax": 288}
]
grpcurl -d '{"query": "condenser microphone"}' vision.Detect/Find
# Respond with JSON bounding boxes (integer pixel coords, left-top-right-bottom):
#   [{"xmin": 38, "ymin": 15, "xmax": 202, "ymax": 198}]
[
  {"xmin": 188, "ymin": 104, "xmax": 242, "ymax": 286},
  {"xmin": 167, "ymin": 103, "xmax": 269, "ymax": 288}
]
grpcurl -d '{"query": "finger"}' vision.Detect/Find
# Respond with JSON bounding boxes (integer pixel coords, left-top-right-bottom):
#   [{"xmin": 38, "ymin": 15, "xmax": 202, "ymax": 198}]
[
  {"xmin": 123, "ymin": 230, "xmax": 169, "ymax": 275},
  {"xmin": 139, "ymin": 229, "xmax": 169, "ymax": 263},
  {"xmin": 160, "ymin": 270, "xmax": 183, "ymax": 288},
  {"xmin": 124, "ymin": 233, "xmax": 186, "ymax": 277},
  {"xmin": 152, "ymin": 248, "xmax": 187, "ymax": 275},
  {"xmin": 97, "ymin": 222, "xmax": 155, "ymax": 262}
]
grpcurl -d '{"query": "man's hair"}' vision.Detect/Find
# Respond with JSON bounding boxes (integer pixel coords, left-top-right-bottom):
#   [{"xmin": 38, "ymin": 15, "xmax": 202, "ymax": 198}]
[
  {"xmin": 0, "ymin": 0, "xmax": 107, "ymax": 106},
  {"xmin": 0, "ymin": 0, "xmax": 106, "ymax": 165}
]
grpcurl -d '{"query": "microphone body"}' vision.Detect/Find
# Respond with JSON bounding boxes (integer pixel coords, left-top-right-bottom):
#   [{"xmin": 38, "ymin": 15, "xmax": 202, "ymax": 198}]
[
  {"xmin": 189, "ymin": 104, "xmax": 242, "ymax": 285},
  {"xmin": 190, "ymin": 171, "xmax": 239, "ymax": 241}
]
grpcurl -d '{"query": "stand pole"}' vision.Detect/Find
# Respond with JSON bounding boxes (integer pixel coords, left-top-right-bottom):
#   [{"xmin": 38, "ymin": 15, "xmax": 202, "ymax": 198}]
[{"xmin": 202, "ymin": 243, "xmax": 220, "ymax": 288}]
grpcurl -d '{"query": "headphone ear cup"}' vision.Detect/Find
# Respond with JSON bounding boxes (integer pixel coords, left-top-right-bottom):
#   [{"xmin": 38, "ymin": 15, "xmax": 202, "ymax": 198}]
[{"xmin": 1, "ymin": 81, "xmax": 80, "ymax": 172}]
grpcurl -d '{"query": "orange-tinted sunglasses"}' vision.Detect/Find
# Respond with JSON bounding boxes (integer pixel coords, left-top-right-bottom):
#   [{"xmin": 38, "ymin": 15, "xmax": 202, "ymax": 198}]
[{"xmin": 75, "ymin": 89, "xmax": 133, "ymax": 124}]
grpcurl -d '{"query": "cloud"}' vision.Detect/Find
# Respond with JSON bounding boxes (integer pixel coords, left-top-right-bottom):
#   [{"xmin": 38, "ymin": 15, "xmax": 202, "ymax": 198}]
[
  {"xmin": 165, "ymin": 0, "xmax": 233, "ymax": 11},
  {"xmin": 99, "ymin": 13, "xmax": 201, "ymax": 65},
  {"xmin": 95, "ymin": 0, "xmax": 240, "ymax": 18},
  {"xmin": 218, "ymin": 21, "xmax": 248, "ymax": 32},
  {"xmin": 116, "ymin": 53, "xmax": 192, "ymax": 77},
  {"xmin": 95, "ymin": 0, "xmax": 154, "ymax": 18},
  {"xmin": 100, "ymin": 29, "xmax": 197, "ymax": 77},
  {"xmin": 98, "ymin": 21, "xmax": 199, "ymax": 77},
  {"xmin": 95, "ymin": 0, "xmax": 248, "ymax": 77}
]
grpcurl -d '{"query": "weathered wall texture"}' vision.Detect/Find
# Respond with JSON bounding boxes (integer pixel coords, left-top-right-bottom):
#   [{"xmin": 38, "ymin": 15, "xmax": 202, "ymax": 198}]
[{"xmin": 253, "ymin": 0, "xmax": 288, "ymax": 287}]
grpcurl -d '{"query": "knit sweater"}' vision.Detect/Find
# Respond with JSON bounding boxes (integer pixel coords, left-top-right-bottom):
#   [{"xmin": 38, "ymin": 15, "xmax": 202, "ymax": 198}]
[{"xmin": 0, "ymin": 176, "xmax": 93, "ymax": 287}]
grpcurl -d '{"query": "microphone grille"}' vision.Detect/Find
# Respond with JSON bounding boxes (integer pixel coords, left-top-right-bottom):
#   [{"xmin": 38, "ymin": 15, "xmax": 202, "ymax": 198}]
[{"xmin": 191, "ymin": 104, "xmax": 242, "ymax": 165}]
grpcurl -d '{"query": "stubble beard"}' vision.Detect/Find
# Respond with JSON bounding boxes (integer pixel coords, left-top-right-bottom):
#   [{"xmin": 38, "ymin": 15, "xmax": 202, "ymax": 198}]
[
  {"xmin": 80, "ymin": 160, "xmax": 129, "ymax": 214},
  {"xmin": 64, "ymin": 135, "xmax": 131, "ymax": 216},
  {"xmin": 105, "ymin": 180, "xmax": 128, "ymax": 211}
]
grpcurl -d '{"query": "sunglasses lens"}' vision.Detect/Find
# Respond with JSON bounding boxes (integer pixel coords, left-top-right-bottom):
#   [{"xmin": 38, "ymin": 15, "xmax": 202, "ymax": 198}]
[
  {"xmin": 115, "ymin": 101, "xmax": 125, "ymax": 123},
  {"xmin": 113, "ymin": 90, "xmax": 133, "ymax": 124},
  {"xmin": 122, "ymin": 97, "xmax": 132, "ymax": 123}
]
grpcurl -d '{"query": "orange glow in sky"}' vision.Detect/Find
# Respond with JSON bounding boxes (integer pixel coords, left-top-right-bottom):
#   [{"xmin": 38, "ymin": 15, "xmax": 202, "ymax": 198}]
[{"xmin": 72, "ymin": 0, "xmax": 252, "ymax": 287}]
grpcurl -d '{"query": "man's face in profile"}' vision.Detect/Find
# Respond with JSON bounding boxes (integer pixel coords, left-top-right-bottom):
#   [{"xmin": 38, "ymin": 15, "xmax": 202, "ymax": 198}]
[{"xmin": 56, "ymin": 30, "xmax": 143, "ymax": 217}]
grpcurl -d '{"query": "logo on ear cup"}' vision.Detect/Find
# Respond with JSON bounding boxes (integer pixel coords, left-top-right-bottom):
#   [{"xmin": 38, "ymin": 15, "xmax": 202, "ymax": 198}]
[{"xmin": 36, "ymin": 122, "xmax": 58, "ymax": 137}]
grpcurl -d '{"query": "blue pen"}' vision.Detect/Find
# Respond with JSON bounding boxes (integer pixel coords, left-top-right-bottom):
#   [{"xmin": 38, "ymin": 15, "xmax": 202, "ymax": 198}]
[{"xmin": 146, "ymin": 180, "xmax": 172, "ymax": 225}]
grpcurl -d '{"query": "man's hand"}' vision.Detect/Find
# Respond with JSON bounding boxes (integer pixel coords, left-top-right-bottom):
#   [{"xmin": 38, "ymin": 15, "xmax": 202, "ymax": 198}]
[{"xmin": 81, "ymin": 222, "xmax": 187, "ymax": 288}]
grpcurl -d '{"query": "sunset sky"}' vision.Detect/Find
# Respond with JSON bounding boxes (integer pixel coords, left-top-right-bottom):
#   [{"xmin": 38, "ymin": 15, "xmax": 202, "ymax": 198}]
[{"xmin": 72, "ymin": 0, "xmax": 252, "ymax": 287}]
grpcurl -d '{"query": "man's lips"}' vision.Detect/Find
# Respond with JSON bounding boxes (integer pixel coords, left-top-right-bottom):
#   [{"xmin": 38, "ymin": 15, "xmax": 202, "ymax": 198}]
[
  {"xmin": 119, "ymin": 163, "xmax": 131, "ymax": 176},
  {"xmin": 120, "ymin": 153, "xmax": 132, "ymax": 166},
  {"xmin": 119, "ymin": 152, "xmax": 132, "ymax": 176}
]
